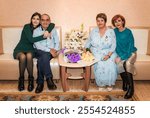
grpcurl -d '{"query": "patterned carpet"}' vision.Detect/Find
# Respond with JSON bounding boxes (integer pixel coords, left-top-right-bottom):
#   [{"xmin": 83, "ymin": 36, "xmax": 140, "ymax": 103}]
[
  {"xmin": 0, "ymin": 80, "xmax": 139, "ymax": 101},
  {"xmin": 0, "ymin": 93, "xmax": 138, "ymax": 101}
]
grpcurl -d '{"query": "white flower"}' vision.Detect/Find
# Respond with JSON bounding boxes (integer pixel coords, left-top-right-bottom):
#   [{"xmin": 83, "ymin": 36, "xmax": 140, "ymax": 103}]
[
  {"xmin": 70, "ymin": 41, "xmax": 80, "ymax": 50},
  {"xmin": 64, "ymin": 24, "xmax": 88, "ymax": 52}
]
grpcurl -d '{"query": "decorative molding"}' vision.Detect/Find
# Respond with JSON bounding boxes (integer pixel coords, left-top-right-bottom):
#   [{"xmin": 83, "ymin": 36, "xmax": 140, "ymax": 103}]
[
  {"xmin": 0, "ymin": 28, "xmax": 3, "ymax": 54},
  {"xmin": 128, "ymin": 26, "xmax": 150, "ymax": 29},
  {"xmin": 55, "ymin": 26, "xmax": 62, "ymax": 48},
  {"xmin": 0, "ymin": 26, "xmax": 23, "ymax": 28},
  {"xmin": 89, "ymin": 26, "xmax": 150, "ymax": 30},
  {"xmin": 146, "ymin": 29, "xmax": 150, "ymax": 55}
]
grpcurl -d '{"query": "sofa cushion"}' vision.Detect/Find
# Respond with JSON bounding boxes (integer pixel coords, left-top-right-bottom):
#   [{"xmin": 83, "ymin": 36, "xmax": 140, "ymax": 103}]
[
  {"xmin": 135, "ymin": 54, "xmax": 150, "ymax": 80},
  {"xmin": 136, "ymin": 54, "xmax": 150, "ymax": 61},
  {"xmin": 0, "ymin": 53, "xmax": 60, "ymax": 80}
]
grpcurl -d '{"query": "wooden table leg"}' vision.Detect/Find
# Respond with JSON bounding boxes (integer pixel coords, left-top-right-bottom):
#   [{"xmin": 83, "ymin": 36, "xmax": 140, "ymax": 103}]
[
  {"xmin": 83, "ymin": 66, "xmax": 91, "ymax": 92},
  {"xmin": 60, "ymin": 66, "xmax": 69, "ymax": 92}
]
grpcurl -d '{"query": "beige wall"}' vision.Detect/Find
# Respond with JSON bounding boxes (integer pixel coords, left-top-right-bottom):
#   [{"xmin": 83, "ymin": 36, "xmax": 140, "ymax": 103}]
[{"xmin": 0, "ymin": 0, "xmax": 150, "ymax": 41}]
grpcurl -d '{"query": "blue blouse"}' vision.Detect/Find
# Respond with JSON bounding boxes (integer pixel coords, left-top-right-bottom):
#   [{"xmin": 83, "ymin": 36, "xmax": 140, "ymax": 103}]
[
  {"xmin": 33, "ymin": 26, "xmax": 60, "ymax": 52},
  {"xmin": 114, "ymin": 28, "xmax": 137, "ymax": 60},
  {"xmin": 85, "ymin": 27, "xmax": 116, "ymax": 58}
]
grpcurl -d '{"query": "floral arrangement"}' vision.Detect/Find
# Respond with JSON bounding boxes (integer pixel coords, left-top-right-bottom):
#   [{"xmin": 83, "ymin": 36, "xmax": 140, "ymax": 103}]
[
  {"xmin": 64, "ymin": 24, "xmax": 88, "ymax": 53},
  {"xmin": 62, "ymin": 49, "xmax": 95, "ymax": 63},
  {"xmin": 65, "ymin": 51, "xmax": 81, "ymax": 63},
  {"xmin": 62, "ymin": 25, "xmax": 95, "ymax": 63}
]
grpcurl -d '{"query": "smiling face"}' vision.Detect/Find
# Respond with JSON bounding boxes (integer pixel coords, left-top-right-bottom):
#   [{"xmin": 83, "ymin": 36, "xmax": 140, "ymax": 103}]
[
  {"xmin": 96, "ymin": 17, "xmax": 106, "ymax": 29},
  {"xmin": 41, "ymin": 14, "xmax": 51, "ymax": 30},
  {"xmin": 114, "ymin": 17, "xmax": 124, "ymax": 29},
  {"xmin": 31, "ymin": 15, "xmax": 40, "ymax": 28}
]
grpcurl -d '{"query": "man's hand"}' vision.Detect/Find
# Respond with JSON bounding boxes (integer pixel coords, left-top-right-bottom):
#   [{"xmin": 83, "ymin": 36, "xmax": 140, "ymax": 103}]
[
  {"xmin": 43, "ymin": 31, "xmax": 52, "ymax": 39},
  {"xmin": 50, "ymin": 48, "xmax": 58, "ymax": 57}
]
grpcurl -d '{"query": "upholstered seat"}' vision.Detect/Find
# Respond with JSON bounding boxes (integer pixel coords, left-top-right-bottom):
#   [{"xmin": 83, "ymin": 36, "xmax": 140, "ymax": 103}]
[
  {"xmin": 0, "ymin": 53, "xmax": 60, "ymax": 80},
  {"xmin": 0, "ymin": 27, "xmax": 61, "ymax": 80}
]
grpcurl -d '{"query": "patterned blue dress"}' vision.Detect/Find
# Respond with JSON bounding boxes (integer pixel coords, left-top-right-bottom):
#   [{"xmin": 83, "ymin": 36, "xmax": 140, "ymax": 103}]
[{"xmin": 85, "ymin": 27, "xmax": 117, "ymax": 86}]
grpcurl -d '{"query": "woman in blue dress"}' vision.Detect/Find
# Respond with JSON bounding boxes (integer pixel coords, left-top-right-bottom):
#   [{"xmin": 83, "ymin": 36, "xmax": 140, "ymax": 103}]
[
  {"xmin": 85, "ymin": 13, "xmax": 117, "ymax": 91},
  {"xmin": 112, "ymin": 14, "xmax": 137, "ymax": 99}
]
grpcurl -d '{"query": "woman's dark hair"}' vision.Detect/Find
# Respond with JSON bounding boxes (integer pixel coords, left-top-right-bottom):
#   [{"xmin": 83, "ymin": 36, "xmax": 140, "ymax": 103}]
[
  {"xmin": 111, "ymin": 14, "xmax": 126, "ymax": 27},
  {"xmin": 30, "ymin": 12, "xmax": 41, "ymax": 29},
  {"xmin": 96, "ymin": 13, "xmax": 107, "ymax": 23}
]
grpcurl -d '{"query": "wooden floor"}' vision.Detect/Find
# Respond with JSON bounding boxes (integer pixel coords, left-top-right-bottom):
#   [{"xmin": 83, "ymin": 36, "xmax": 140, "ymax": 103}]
[{"xmin": 0, "ymin": 80, "xmax": 150, "ymax": 101}]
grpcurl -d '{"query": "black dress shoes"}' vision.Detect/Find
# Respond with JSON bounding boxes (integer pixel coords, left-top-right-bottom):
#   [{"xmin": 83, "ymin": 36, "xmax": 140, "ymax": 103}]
[
  {"xmin": 35, "ymin": 84, "xmax": 44, "ymax": 93},
  {"xmin": 46, "ymin": 78, "xmax": 57, "ymax": 90},
  {"xmin": 18, "ymin": 77, "xmax": 25, "ymax": 91}
]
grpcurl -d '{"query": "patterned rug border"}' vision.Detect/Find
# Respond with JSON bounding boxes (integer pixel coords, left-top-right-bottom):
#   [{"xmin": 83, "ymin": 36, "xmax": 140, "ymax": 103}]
[{"xmin": 0, "ymin": 92, "xmax": 139, "ymax": 101}]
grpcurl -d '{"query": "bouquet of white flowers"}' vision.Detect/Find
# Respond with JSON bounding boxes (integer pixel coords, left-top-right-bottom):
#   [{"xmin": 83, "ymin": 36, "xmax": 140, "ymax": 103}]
[{"xmin": 64, "ymin": 24, "xmax": 88, "ymax": 53}]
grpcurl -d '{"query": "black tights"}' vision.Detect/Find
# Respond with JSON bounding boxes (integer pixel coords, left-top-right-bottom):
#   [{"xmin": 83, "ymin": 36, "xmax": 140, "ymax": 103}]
[{"xmin": 16, "ymin": 52, "xmax": 33, "ymax": 78}]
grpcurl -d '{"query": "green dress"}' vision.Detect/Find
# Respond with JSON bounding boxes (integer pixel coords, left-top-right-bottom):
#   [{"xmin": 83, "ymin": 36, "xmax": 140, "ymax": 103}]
[
  {"xmin": 13, "ymin": 23, "xmax": 55, "ymax": 58},
  {"xmin": 114, "ymin": 28, "xmax": 137, "ymax": 60}
]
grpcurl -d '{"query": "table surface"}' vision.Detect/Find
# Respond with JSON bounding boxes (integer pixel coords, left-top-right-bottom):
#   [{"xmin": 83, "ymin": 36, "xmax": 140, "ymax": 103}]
[{"xmin": 58, "ymin": 53, "xmax": 98, "ymax": 67}]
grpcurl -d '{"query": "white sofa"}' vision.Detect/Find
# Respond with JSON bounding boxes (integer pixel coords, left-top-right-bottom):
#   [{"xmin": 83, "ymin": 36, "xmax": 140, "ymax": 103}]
[
  {"xmin": 0, "ymin": 26, "xmax": 61, "ymax": 80},
  {"xmin": 125, "ymin": 27, "xmax": 150, "ymax": 80},
  {"xmin": 0, "ymin": 26, "xmax": 150, "ymax": 80}
]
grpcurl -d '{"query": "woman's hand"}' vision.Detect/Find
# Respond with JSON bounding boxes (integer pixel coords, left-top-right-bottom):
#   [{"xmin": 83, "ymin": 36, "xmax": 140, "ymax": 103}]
[
  {"xmin": 115, "ymin": 57, "xmax": 121, "ymax": 64},
  {"xmin": 43, "ymin": 31, "xmax": 52, "ymax": 39},
  {"xmin": 103, "ymin": 55, "xmax": 110, "ymax": 61},
  {"xmin": 83, "ymin": 48, "xmax": 86, "ymax": 53},
  {"xmin": 103, "ymin": 52, "xmax": 112, "ymax": 61}
]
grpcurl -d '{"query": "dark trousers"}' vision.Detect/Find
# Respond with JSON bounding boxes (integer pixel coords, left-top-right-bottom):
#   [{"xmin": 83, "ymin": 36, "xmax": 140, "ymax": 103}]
[{"xmin": 35, "ymin": 50, "xmax": 53, "ymax": 84}]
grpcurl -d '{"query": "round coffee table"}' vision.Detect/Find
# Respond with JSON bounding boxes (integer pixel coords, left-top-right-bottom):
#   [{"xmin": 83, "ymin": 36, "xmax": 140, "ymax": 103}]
[{"xmin": 58, "ymin": 53, "xmax": 98, "ymax": 92}]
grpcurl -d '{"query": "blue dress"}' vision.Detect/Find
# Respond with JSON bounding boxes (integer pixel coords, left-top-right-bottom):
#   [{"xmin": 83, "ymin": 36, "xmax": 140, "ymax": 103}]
[{"xmin": 85, "ymin": 27, "xmax": 117, "ymax": 86}]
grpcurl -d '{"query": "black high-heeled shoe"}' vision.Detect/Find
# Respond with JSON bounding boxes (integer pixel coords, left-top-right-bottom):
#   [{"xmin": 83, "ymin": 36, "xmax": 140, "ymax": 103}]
[
  {"xmin": 18, "ymin": 76, "xmax": 25, "ymax": 91},
  {"xmin": 28, "ymin": 76, "xmax": 34, "ymax": 92}
]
